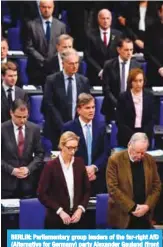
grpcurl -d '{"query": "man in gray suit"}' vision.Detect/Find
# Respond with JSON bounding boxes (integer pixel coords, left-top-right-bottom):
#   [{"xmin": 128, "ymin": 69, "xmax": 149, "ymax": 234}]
[
  {"xmin": 1, "ymin": 61, "xmax": 29, "ymax": 123},
  {"xmin": 101, "ymin": 38, "xmax": 141, "ymax": 122},
  {"xmin": 42, "ymin": 49, "xmax": 90, "ymax": 149},
  {"xmin": 24, "ymin": 0, "xmax": 66, "ymax": 87},
  {"xmin": 1, "ymin": 99, "xmax": 44, "ymax": 199}
]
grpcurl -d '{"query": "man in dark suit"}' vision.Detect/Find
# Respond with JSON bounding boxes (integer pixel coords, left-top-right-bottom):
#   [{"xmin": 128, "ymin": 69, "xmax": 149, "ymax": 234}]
[
  {"xmin": 144, "ymin": 3, "xmax": 163, "ymax": 87},
  {"xmin": 1, "ymin": 99, "xmax": 44, "ymax": 199},
  {"xmin": 63, "ymin": 93, "xmax": 109, "ymax": 195},
  {"xmin": 24, "ymin": 0, "xmax": 66, "ymax": 87},
  {"xmin": 101, "ymin": 38, "xmax": 141, "ymax": 122},
  {"xmin": 1, "ymin": 61, "xmax": 29, "ymax": 123},
  {"xmin": 85, "ymin": 9, "xmax": 122, "ymax": 86},
  {"xmin": 42, "ymin": 49, "xmax": 90, "ymax": 149},
  {"xmin": 106, "ymin": 133, "xmax": 161, "ymax": 229}
]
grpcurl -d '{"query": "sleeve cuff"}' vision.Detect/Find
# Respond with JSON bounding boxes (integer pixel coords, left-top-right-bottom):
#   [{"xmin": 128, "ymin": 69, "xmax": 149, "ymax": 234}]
[
  {"xmin": 78, "ymin": 205, "xmax": 85, "ymax": 213},
  {"xmin": 56, "ymin": 207, "xmax": 63, "ymax": 215}
]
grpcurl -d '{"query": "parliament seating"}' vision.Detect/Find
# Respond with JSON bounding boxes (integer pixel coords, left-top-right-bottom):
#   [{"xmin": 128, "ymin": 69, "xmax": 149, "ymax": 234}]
[
  {"xmin": 28, "ymin": 95, "xmax": 44, "ymax": 128},
  {"xmin": 96, "ymin": 193, "xmax": 110, "ymax": 229}
]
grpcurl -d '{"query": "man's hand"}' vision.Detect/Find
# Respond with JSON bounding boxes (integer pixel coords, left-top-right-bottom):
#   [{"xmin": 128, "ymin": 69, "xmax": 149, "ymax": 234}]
[
  {"xmin": 86, "ymin": 165, "xmax": 97, "ymax": 181},
  {"xmin": 19, "ymin": 167, "xmax": 30, "ymax": 178},
  {"xmin": 71, "ymin": 208, "xmax": 83, "ymax": 223},
  {"xmin": 12, "ymin": 168, "xmax": 24, "ymax": 178},
  {"xmin": 132, "ymin": 204, "xmax": 149, "ymax": 217},
  {"xmin": 135, "ymin": 39, "xmax": 144, "ymax": 49},
  {"xmin": 158, "ymin": 67, "xmax": 163, "ymax": 77},
  {"xmin": 59, "ymin": 210, "xmax": 71, "ymax": 225}
]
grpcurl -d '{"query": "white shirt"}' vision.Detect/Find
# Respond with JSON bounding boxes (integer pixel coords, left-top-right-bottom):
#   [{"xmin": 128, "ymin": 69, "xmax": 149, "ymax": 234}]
[
  {"xmin": 79, "ymin": 117, "xmax": 92, "ymax": 141},
  {"xmin": 12, "ymin": 121, "xmax": 25, "ymax": 145},
  {"xmin": 58, "ymin": 53, "xmax": 63, "ymax": 71},
  {"xmin": 118, "ymin": 56, "xmax": 131, "ymax": 92},
  {"xmin": 41, "ymin": 16, "xmax": 53, "ymax": 34},
  {"xmin": 2, "ymin": 82, "xmax": 15, "ymax": 101},
  {"xmin": 63, "ymin": 71, "xmax": 77, "ymax": 119},
  {"xmin": 139, "ymin": 6, "xmax": 147, "ymax": 31},
  {"xmin": 59, "ymin": 154, "xmax": 74, "ymax": 210},
  {"xmin": 99, "ymin": 27, "xmax": 111, "ymax": 46}
]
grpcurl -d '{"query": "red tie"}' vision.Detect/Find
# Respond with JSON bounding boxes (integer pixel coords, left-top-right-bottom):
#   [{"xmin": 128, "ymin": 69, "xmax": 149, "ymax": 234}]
[
  {"xmin": 18, "ymin": 127, "xmax": 24, "ymax": 157},
  {"xmin": 103, "ymin": 32, "xmax": 107, "ymax": 46}
]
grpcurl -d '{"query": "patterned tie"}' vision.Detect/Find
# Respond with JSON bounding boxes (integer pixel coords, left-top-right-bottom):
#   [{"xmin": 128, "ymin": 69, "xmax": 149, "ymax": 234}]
[
  {"xmin": 45, "ymin": 21, "xmax": 51, "ymax": 43},
  {"xmin": 103, "ymin": 32, "xmax": 107, "ymax": 46},
  {"xmin": 18, "ymin": 127, "xmax": 25, "ymax": 157},
  {"xmin": 67, "ymin": 77, "xmax": 73, "ymax": 119},
  {"xmin": 7, "ymin": 87, "xmax": 13, "ymax": 109},
  {"xmin": 121, "ymin": 61, "xmax": 126, "ymax": 92},
  {"xmin": 85, "ymin": 124, "xmax": 92, "ymax": 165}
]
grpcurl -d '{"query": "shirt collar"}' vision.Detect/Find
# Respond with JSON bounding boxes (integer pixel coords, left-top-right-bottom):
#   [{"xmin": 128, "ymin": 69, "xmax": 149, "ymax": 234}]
[
  {"xmin": 79, "ymin": 116, "xmax": 92, "ymax": 128},
  {"xmin": 2, "ymin": 82, "xmax": 15, "ymax": 93},
  {"xmin": 59, "ymin": 153, "xmax": 74, "ymax": 169},
  {"xmin": 99, "ymin": 27, "xmax": 110, "ymax": 34},
  {"xmin": 63, "ymin": 70, "xmax": 75, "ymax": 81},
  {"xmin": 118, "ymin": 55, "xmax": 130, "ymax": 65},
  {"xmin": 41, "ymin": 16, "xmax": 53, "ymax": 24},
  {"xmin": 12, "ymin": 121, "xmax": 25, "ymax": 132}
]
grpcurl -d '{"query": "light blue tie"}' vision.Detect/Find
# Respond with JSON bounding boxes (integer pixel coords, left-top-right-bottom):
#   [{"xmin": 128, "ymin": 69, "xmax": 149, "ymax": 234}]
[{"xmin": 85, "ymin": 124, "xmax": 92, "ymax": 165}]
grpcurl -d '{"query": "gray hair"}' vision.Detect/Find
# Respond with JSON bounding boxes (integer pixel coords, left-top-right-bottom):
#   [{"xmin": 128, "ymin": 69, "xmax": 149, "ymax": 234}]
[
  {"xmin": 61, "ymin": 48, "xmax": 79, "ymax": 61},
  {"xmin": 128, "ymin": 132, "xmax": 149, "ymax": 147},
  {"xmin": 56, "ymin": 34, "xmax": 74, "ymax": 45}
]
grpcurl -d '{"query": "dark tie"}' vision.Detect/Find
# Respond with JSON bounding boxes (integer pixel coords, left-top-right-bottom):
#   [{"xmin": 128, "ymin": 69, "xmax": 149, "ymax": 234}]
[
  {"xmin": 67, "ymin": 77, "xmax": 73, "ymax": 119},
  {"xmin": 45, "ymin": 21, "xmax": 51, "ymax": 43},
  {"xmin": 103, "ymin": 32, "xmax": 107, "ymax": 46},
  {"xmin": 121, "ymin": 61, "xmax": 126, "ymax": 92},
  {"xmin": 18, "ymin": 127, "xmax": 25, "ymax": 157},
  {"xmin": 7, "ymin": 87, "xmax": 13, "ymax": 109}
]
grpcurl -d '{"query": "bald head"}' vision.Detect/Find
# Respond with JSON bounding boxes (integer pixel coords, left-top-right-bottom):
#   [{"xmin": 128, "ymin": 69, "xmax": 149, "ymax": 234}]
[
  {"xmin": 98, "ymin": 9, "xmax": 112, "ymax": 30},
  {"xmin": 39, "ymin": 0, "xmax": 54, "ymax": 19}
]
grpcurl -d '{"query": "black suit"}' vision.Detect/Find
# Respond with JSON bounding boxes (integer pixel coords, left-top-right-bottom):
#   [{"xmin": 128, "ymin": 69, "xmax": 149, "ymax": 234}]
[
  {"xmin": 101, "ymin": 57, "xmax": 141, "ymax": 121},
  {"xmin": 24, "ymin": 17, "xmax": 66, "ymax": 86},
  {"xmin": 85, "ymin": 28, "xmax": 122, "ymax": 86},
  {"xmin": 42, "ymin": 71, "xmax": 90, "ymax": 149},
  {"xmin": 144, "ymin": 21, "xmax": 163, "ymax": 87},
  {"xmin": 1, "ymin": 85, "xmax": 29, "ymax": 123},
  {"xmin": 116, "ymin": 89, "xmax": 155, "ymax": 147},
  {"xmin": 1, "ymin": 120, "xmax": 44, "ymax": 198}
]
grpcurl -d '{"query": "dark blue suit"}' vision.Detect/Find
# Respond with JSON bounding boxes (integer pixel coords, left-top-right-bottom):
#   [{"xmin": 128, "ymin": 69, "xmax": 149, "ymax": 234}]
[{"xmin": 62, "ymin": 118, "xmax": 110, "ymax": 195}]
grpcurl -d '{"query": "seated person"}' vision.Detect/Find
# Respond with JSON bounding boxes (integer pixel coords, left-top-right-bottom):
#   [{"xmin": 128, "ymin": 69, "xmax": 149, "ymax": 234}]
[
  {"xmin": 37, "ymin": 131, "xmax": 90, "ymax": 229},
  {"xmin": 1, "ymin": 61, "xmax": 29, "ymax": 123},
  {"xmin": 116, "ymin": 68, "xmax": 155, "ymax": 148},
  {"xmin": 63, "ymin": 93, "xmax": 109, "ymax": 195},
  {"xmin": 1, "ymin": 99, "xmax": 44, "ymax": 199}
]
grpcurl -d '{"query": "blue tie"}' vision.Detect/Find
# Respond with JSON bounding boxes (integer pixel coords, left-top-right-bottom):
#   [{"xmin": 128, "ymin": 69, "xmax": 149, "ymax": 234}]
[
  {"xmin": 85, "ymin": 124, "xmax": 92, "ymax": 165},
  {"xmin": 45, "ymin": 21, "xmax": 50, "ymax": 43}
]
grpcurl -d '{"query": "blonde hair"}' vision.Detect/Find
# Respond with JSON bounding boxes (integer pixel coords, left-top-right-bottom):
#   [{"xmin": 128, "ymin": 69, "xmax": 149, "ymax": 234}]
[{"xmin": 58, "ymin": 131, "xmax": 80, "ymax": 149}]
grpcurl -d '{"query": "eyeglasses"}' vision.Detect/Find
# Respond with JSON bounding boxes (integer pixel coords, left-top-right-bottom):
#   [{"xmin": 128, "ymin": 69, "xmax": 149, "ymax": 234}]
[{"xmin": 65, "ymin": 146, "xmax": 78, "ymax": 152}]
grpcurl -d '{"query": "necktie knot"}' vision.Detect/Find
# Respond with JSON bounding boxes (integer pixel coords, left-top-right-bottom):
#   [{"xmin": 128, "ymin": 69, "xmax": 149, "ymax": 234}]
[
  {"xmin": 45, "ymin": 21, "xmax": 50, "ymax": 25},
  {"xmin": 18, "ymin": 126, "xmax": 22, "ymax": 131},
  {"xmin": 7, "ymin": 87, "xmax": 13, "ymax": 93},
  {"xmin": 68, "ymin": 77, "xmax": 73, "ymax": 82}
]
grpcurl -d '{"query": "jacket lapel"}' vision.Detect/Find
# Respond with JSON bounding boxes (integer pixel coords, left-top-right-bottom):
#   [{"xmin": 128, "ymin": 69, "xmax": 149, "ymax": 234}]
[
  {"xmin": 123, "ymin": 151, "xmax": 133, "ymax": 195},
  {"xmin": 2, "ymin": 86, "xmax": 10, "ymax": 109},
  {"xmin": 72, "ymin": 160, "xmax": 78, "ymax": 207},
  {"xmin": 36, "ymin": 18, "xmax": 47, "ymax": 47},
  {"xmin": 56, "ymin": 157, "xmax": 70, "ymax": 197},
  {"xmin": 142, "ymin": 156, "xmax": 151, "ymax": 197},
  {"xmin": 8, "ymin": 122, "xmax": 19, "ymax": 157}
]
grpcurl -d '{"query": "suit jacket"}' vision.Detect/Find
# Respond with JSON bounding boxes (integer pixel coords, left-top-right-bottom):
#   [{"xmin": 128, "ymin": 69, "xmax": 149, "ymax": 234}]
[
  {"xmin": 116, "ymin": 89, "xmax": 155, "ymax": 147},
  {"xmin": 1, "ymin": 85, "xmax": 29, "ymax": 123},
  {"xmin": 106, "ymin": 150, "xmax": 161, "ymax": 229},
  {"xmin": 63, "ymin": 118, "xmax": 109, "ymax": 170},
  {"xmin": 25, "ymin": 17, "xmax": 66, "ymax": 85},
  {"xmin": 1, "ymin": 120, "xmax": 44, "ymax": 192},
  {"xmin": 42, "ymin": 72, "xmax": 90, "ymax": 141},
  {"xmin": 101, "ymin": 57, "xmax": 141, "ymax": 120},
  {"xmin": 85, "ymin": 28, "xmax": 122, "ymax": 86},
  {"xmin": 37, "ymin": 156, "xmax": 90, "ymax": 226}
]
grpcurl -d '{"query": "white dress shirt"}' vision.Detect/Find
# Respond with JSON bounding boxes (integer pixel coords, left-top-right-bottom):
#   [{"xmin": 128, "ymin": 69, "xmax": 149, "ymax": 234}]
[
  {"xmin": 118, "ymin": 56, "xmax": 131, "ymax": 92},
  {"xmin": 58, "ymin": 53, "xmax": 63, "ymax": 71},
  {"xmin": 99, "ymin": 27, "xmax": 111, "ymax": 46},
  {"xmin": 12, "ymin": 122, "xmax": 25, "ymax": 144},
  {"xmin": 139, "ymin": 6, "xmax": 147, "ymax": 31},
  {"xmin": 63, "ymin": 71, "xmax": 77, "ymax": 119},
  {"xmin": 2, "ymin": 82, "xmax": 15, "ymax": 101}
]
